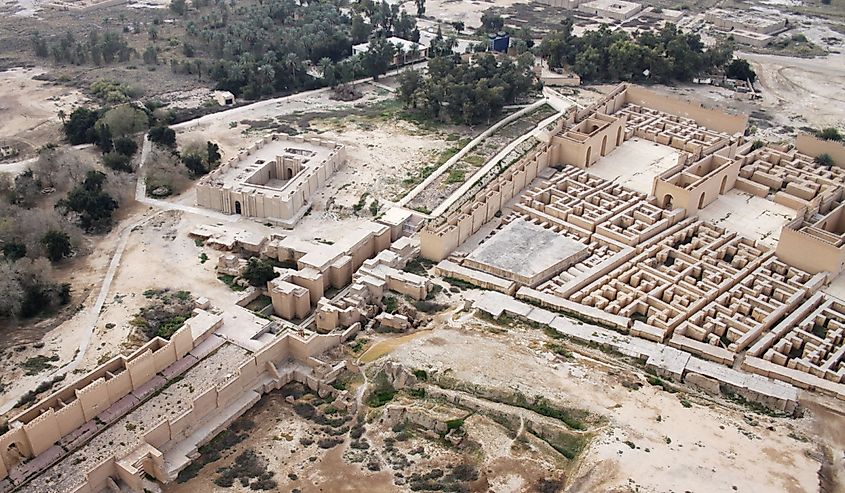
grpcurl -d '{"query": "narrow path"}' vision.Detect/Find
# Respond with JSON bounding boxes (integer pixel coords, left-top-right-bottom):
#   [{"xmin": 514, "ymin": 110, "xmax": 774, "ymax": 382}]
[
  {"xmin": 396, "ymin": 97, "xmax": 551, "ymax": 211},
  {"xmin": 0, "ymin": 209, "xmax": 164, "ymax": 414},
  {"xmin": 428, "ymin": 105, "xmax": 569, "ymax": 219}
]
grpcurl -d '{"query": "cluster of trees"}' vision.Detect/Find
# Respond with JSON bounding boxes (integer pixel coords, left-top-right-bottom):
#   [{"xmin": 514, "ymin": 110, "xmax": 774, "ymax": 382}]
[
  {"xmin": 31, "ymin": 0, "xmax": 422, "ymax": 99},
  {"xmin": 181, "ymin": 141, "xmax": 222, "ymax": 177},
  {"xmin": 191, "ymin": 0, "xmax": 419, "ymax": 97},
  {"xmin": 55, "ymin": 171, "xmax": 119, "ymax": 234},
  {"xmin": 63, "ymin": 104, "xmax": 149, "ymax": 173},
  {"xmin": 201, "ymin": 0, "xmax": 419, "ymax": 93},
  {"xmin": 397, "ymin": 53, "xmax": 536, "ymax": 124},
  {"xmin": 63, "ymin": 104, "xmax": 150, "ymax": 146},
  {"xmin": 538, "ymin": 22, "xmax": 735, "ymax": 83},
  {"xmin": 0, "ymin": 149, "xmax": 131, "ymax": 320},
  {"xmin": 0, "ymin": 258, "xmax": 71, "ymax": 320},
  {"xmin": 32, "ymin": 30, "xmax": 133, "ymax": 66},
  {"xmin": 145, "ymin": 125, "xmax": 222, "ymax": 195},
  {"xmin": 242, "ymin": 257, "xmax": 279, "ymax": 287},
  {"xmin": 725, "ymin": 58, "xmax": 757, "ymax": 83}
]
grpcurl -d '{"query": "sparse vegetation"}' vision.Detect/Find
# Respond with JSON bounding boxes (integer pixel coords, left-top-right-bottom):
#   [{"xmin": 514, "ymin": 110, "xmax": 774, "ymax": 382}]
[
  {"xmin": 815, "ymin": 127, "xmax": 842, "ymax": 142},
  {"xmin": 21, "ymin": 354, "xmax": 61, "ymax": 376},
  {"xmin": 366, "ymin": 371, "xmax": 397, "ymax": 407},
  {"xmin": 131, "ymin": 289, "xmax": 194, "ymax": 340}
]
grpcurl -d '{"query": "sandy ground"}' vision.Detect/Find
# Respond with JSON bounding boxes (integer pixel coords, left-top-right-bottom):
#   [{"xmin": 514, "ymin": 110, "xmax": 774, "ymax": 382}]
[
  {"xmin": 163, "ymin": 372, "xmax": 569, "ymax": 493},
  {"xmin": 386, "ymin": 320, "xmax": 827, "ymax": 493},
  {"xmin": 584, "ymin": 137, "xmax": 681, "ymax": 194},
  {"xmin": 397, "ymin": 0, "xmax": 530, "ymax": 29},
  {"xmin": 73, "ymin": 210, "xmax": 245, "ymax": 370},
  {"xmin": 0, "ymin": 67, "xmax": 88, "ymax": 159},
  {"xmin": 697, "ymin": 189, "xmax": 797, "ymax": 249},
  {"xmin": 171, "ymin": 80, "xmax": 457, "ymax": 209},
  {"xmin": 743, "ymin": 50, "xmax": 845, "ymax": 131},
  {"xmin": 309, "ymin": 118, "xmax": 453, "ymax": 209},
  {"xmin": 172, "ymin": 83, "xmax": 392, "ymax": 158}
]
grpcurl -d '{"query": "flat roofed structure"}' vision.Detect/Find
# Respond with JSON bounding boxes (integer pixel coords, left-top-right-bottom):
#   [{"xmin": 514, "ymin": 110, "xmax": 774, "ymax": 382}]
[
  {"xmin": 705, "ymin": 8, "xmax": 787, "ymax": 35},
  {"xmin": 195, "ymin": 134, "xmax": 345, "ymax": 226},
  {"xmin": 464, "ymin": 219, "xmax": 590, "ymax": 286},
  {"xmin": 578, "ymin": 0, "xmax": 642, "ymax": 20},
  {"xmin": 352, "ymin": 37, "xmax": 428, "ymax": 65}
]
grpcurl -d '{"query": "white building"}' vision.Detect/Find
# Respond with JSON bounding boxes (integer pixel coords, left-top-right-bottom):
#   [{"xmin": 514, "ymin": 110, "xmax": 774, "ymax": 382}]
[{"xmin": 352, "ymin": 37, "xmax": 428, "ymax": 66}]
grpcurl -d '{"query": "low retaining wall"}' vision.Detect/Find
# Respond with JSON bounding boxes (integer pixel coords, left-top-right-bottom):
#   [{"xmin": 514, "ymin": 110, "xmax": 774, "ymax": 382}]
[{"xmin": 471, "ymin": 291, "xmax": 799, "ymax": 413}]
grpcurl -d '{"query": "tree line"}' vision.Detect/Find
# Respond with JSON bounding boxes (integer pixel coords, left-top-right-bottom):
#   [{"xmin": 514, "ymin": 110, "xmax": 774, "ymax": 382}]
[
  {"xmin": 30, "ymin": 0, "xmax": 421, "ymax": 99},
  {"xmin": 397, "ymin": 52, "xmax": 537, "ymax": 125},
  {"xmin": 538, "ymin": 21, "xmax": 736, "ymax": 83}
]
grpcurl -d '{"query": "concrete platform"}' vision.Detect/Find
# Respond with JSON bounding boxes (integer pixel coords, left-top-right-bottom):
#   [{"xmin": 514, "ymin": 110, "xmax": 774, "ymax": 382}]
[{"xmin": 465, "ymin": 219, "xmax": 588, "ymax": 286}]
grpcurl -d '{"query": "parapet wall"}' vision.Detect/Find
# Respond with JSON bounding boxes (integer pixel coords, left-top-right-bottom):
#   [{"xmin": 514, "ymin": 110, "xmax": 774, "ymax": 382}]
[
  {"xmin": 795, "ymin": 133, "xmax": 845, "ymax": 167},
  {"xmin": 6, "ymin": 319, "xmax": 354, "ymax": 492},
  {"xmin": 0, "ymin": 311, "xmax": 219, "ymax": 484},
  {"xmin": 420, "ymin": 144, "xmax": 552, "ymax": 261},
  {"xmin": 622, "ymin": 85, "xmax": 748, "ymax": 135}
]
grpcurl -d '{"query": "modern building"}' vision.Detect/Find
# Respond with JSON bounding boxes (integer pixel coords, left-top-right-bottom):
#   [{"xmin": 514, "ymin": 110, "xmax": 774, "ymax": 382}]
[
  {"xmin": 351, "ymin": 37, "xmax": 428, "ymax": 66},
  {"xmin": 578, "ymin": 0, "xmax": 643, "ymax": 20}
]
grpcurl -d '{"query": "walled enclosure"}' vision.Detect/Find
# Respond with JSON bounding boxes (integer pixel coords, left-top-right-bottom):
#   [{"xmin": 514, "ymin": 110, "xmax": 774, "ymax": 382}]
[
  {"xmin": 0, "ymin": 310, "xmax": 221, "ymax": 485},
  {"xmin": 418, "ymin": 83, "xmax": 844, "ymax": 403},
  {"xmin": 420, "ymin": 83, "xmax": 747, "ymax": 262},
  {"xmin": 3, "ymin": 303, "xmax": 362, "ymax": 493},
  {"xmin": 195, "ymin": 134, "xmax": 345, "ymax": 225}
]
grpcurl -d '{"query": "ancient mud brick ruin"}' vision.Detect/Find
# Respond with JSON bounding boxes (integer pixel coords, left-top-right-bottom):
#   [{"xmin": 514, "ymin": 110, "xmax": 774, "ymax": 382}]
[
  {"xmin": 195, "ymin": 134, "xmax": 345, "ymax": 226},
  {"xmin": 422, "ymin": 83, "xmax": 845, "ymax": 401}
]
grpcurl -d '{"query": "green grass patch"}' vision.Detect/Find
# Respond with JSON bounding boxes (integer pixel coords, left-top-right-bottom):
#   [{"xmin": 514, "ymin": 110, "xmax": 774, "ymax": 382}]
[
  {"xmin": 366, "ymin": 372, "xmax": 397, "ymax": 408},
  {"xmin": 443, "ymin": 276, "xmax": 477, "ymax": 290},
  {"xmin": 383, "ymin": 296, "xmax": 398, "ymax": 314},
  {"xmin": 646, "ymin": 375, "xmax": 678, "ymax": 394},
  {"xmin": 217, "ymin": 274, "xmax": 245, "ymax": 292},
  {"xmin": 461, "ymin": 153, "xmax": 486, "ymax": 167},
  {"xmin": 445, "ymin": 166, "xmax": 466, "ymax": 184}
]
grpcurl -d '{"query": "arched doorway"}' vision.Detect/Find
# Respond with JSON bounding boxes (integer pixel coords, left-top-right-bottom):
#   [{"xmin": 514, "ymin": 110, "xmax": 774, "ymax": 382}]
[
  {"xmin": 720, "ymin": 175, "xmax": 729, "ymax": 194},
  {"xmin": 585, "ymin": 146, "xmax": 592, "ymax": 167},
  {"xmin": 234, "ymin": 201, "xmax": 242, "ymax": 214},
  {"xmin": 663, "ymin": 194, "xmax": 674, "ymax": 209},
  {"xmin": 698, "ymin": 192, "xmax": 706, "ymax": 209},
  {"xmin": 286, "ymin": 167, "xmax": 294, "ymax": 180},
  {"xmin": 616, "ymin": 126, "xmax": 623, "ymax": 146},
  {"xmin": 601, "ymin": 135, "xmax": 608, "ymax": 156}
]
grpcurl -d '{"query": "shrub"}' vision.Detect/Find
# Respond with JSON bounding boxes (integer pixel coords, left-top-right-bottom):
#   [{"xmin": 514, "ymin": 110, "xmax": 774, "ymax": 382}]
[
  {"xmin": 242, "ymin": 257, "xmax": 279, "ymax": 286},
  {"xmin": 815, "ymin": 153, "xmax": 834, "ymax": 167},
  {"xmin": 817, "ymin": 127, "xmax": 843, "ymax": 141},
  {"xmin": 113, "ymin": 136, "xmax": 138, "ymax": 156},
  {"xmin": 2, "ymin": 242, "xmax": 27, "ymax": 261},
  {"xmin": 148, "ymin": 125, "xmax": 177, "ymax": 147},
  {"xmin": 63, "ymin": 108, "xmax": 100, "ymax": 145},
  {"xmin": 103, "ymin": 151, "xmax": 133, "ymax": 172},
  {"xmin": 55, "ymin": 171, "xmax": 118, "ymax": 233},
  {"xmin": 41, "ymin": 230, "xmax": 72, "ymax": 262}
]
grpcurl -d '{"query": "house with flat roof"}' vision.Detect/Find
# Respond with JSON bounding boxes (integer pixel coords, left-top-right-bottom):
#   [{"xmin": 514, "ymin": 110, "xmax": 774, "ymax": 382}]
[{"xmin": 352, "ymin": 37, "xmax": 428, "ymax": 66}]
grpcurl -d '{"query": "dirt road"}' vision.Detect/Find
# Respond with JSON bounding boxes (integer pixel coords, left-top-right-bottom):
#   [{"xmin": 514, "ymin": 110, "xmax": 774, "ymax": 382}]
[{"xmin": 742, "ymin": 51, "xmax": 845, "ymax": 128}]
